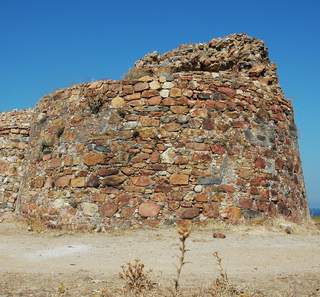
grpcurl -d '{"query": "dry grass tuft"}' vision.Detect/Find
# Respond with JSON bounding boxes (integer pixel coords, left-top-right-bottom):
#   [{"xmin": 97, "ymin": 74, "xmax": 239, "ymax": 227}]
[
  {"xmin": 174, "ymin": 220, "xmax": 192, "ymax": 292},
  {"xmin": 25, "ymin": 215, "xmax": 46, "ymax": 233},
  {"xmin": 57, "ymin": 282, "xmax": 66, "ymax": 296},
  {"xmin": 119, "ymin": 259, "xmax": 155, "ymax": 295},
  {"xmin": 208, "ymin": 252, "xmax": 264, "ymax": 297}
]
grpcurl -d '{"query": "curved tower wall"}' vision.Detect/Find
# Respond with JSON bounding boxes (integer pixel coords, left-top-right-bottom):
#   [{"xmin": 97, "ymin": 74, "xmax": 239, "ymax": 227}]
[
  {"xmin": 16, "ymin": 66, "xmax": 308, "ymax": 229},
  {"xmin": 0, "ymin": 34, "xmax": 305, "ymax": 229}
]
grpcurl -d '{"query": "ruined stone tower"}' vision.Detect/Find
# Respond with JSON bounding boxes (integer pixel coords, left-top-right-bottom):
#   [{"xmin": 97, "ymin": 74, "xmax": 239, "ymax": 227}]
[{"xmin": 0, "ymin": 34, "xmax": 309, "ymax": 230}]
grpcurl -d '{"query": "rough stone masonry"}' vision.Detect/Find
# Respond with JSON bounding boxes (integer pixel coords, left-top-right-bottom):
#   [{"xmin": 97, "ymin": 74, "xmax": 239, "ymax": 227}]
[{"xmin": 0, "ymin": 34, "xmax": 309, "ymax": 230}]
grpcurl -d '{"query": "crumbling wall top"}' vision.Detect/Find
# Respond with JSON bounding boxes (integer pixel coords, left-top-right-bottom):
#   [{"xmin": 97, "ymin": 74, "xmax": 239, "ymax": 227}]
[{"xmin": 128, "ymin": 34, "xmax": 278, "ymax": 87}]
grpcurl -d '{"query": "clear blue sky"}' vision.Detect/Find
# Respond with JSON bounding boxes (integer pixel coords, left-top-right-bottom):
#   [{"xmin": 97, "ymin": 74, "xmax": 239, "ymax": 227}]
[{"xmin": 0, "ymin": 0, "xmax": 319, "ymax": 208}]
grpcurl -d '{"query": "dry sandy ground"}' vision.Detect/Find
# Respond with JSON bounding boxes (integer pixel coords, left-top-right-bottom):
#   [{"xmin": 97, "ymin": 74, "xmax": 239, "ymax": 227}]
[{"xmin": 0, "ymin": 221, "xmax": 319, "ymax": 296}]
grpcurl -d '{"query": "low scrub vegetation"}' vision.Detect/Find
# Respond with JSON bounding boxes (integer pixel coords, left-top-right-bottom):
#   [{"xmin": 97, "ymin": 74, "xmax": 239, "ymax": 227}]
[{"xmin": 51, "ymin": 220, "xmax": 319, "ymax": 297}]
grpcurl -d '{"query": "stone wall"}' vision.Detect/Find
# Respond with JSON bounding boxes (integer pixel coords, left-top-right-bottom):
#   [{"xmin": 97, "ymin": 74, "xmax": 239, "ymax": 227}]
[
  {"xmin": 0, "ymin": 110, "xmax": 33, "ymax": 212},
  {"xmin": 0, "ymin": 34, "xmax": 309, "ymax": 229}
]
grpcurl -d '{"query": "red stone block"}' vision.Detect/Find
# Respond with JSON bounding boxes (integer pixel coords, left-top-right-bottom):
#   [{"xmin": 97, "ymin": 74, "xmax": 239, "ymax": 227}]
[
  {"xmin": 170, "ymin": 106, "xmax": 189, "ymax": 114},
  {"xmin": 192, "ymin": 152, "xmax": 212, "ymax": 162},
  {"xmin": 195, "ymin": 193, "xmax": 209, "ymax": 202},
  {"xmin": 83, "ymin": 152, "xmax": 107, "ymax": 166},
  {"xmin": 217, "ymin": 86, "xmax": 236, "ymax": 97},
  {"xmin": 134, "ymin": 82, "xmax": 149, "ymax": 92},
  {"xmin": 232, "ymin": 121, "xmax": 246, "ymax": 129},
  {"xmin": 203, "ymin": 118, "xmax": 214, "ymax": 130},
  {"xmin": 239, "ymin": 197, "xmax": 253, "ymax": 209},
  {"xmin": 131, "ymin": 176, "xmax": 152, "ymax": 187},
  {"xmin": 147, "ymin": 96, "xmax": 162, "ymax": 105},
  {"xmin": 101, "ymin": 202, "xmax": 118, "ymax": 218},
  {"xmin": 169, "ymin": 173, "xmax": 189, "ymax": 185},
  {"xmin": 116, "ymin": 193, "xmax": 131, "ymax": 207},
  {"xmin": 219, "ymin": 184, "xmax": 235, "ymax": 193},
  {"xmin": 162, "ymin": 98, "xmax": 176, "ymax": 106},
  {"xmin": 55, "ymin": 175, "xmax": 72, "ymax": 188},
  {"xmin": 121, "ymin": 207, "xmax": 135, "ymax": 218},
  {"xmin": 255, "ymin": 157, "xmax": 266, "ymax": 169},
  {"xmin": 203, "ymin": 204, "xmax": 219, "ymax": 218},
  {"xmin": 179, "ymin": 207, "xmax": 200, "ymax": 219},
  {"xmin": 97, "ymin": 168, "xmax": 119, "ymax": 177},
  {"xmin": 210, "ymin": 144, "xmax": 225, "ymax": 155},
  {"xmin": 250, "ymin": 176, "xmax": 266, "ymax": 186},
  {"xmin": 141, "ymin": 90, "xmax": 159, "ymax": 98},
  {"xmin": 139, "ymin": 202, "xmax": 160, "ymax": 217}
]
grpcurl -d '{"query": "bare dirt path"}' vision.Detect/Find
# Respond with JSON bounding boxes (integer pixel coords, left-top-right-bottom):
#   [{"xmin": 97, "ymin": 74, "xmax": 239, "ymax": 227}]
[{"xmin": 0, "ymin": 222, "xmax": 320, "ymax": 296}]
